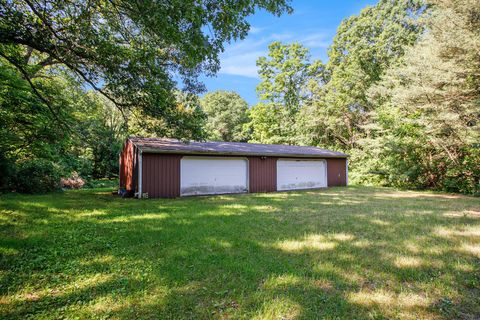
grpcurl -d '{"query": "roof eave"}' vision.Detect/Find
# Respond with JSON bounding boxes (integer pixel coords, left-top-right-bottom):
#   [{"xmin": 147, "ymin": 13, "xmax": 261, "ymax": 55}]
[{"xmin": 137, "ymin": 147, "xmax": 348, "ymax": 158}]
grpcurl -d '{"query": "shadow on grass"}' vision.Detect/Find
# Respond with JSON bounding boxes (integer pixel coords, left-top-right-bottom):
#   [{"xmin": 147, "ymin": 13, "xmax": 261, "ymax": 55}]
[{"xmin": 0, "ymin": 186, "xmax": 479, "ymax": 319}]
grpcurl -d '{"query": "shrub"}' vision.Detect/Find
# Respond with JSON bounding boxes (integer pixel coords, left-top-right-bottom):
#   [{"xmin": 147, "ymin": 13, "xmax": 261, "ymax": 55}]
[
  {"xmin": 15, "ymin": 159, "xmax": 61, "ymax": 194},
  {"xmin": 0, "ymin": 154, "xmax": 16, "ymax": 192},
  {"xmin": 60, "ymin": 172, "xmax": 85, "ymax": 189}
]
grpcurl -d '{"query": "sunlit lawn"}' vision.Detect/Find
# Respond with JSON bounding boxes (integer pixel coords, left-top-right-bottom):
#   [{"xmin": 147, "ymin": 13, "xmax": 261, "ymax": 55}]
[{"xmin": 1, "ymin": 186, "xmax": 479, "ymax": 319}]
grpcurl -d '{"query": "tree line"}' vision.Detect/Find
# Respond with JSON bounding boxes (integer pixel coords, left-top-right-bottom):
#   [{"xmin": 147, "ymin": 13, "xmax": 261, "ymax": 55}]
[
  {"xmin": 0, "ymin": 0, "xmax": 290, "ymax": 192},
  {"xmin": 203, "ymin": 0, "xmax": 480, "ymax": 195},
  {"xmin": 0, "ymin": 0, "xmax": 478, "ymax": 194}
]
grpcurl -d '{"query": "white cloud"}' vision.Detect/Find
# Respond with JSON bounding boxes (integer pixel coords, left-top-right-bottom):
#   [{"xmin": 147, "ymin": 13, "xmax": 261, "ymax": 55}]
[
  {"xmin": 218, "ymin": 32, "xmax": 289, "ymax": 78},
  {"xmin": 300, "ymin": 33, "xmax": 331, "ymax": 48},
  {"xmin": 220, "ymin": 50, "xmax": 266, "ymax": 78},
  {"xmin": 248, "ymin": 26, "xmax": 263, "ymax": 34},
  {"xmin": 218, "ymin": 29, "xmax": 332, "ymax": 78}
]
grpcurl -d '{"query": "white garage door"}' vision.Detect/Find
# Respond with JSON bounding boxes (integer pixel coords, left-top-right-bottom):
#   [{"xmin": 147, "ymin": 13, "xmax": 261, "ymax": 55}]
[
  {"xmin": 180, "ymin": 157, "xmax": 248, "ymax": 196},
  {"xmin": 277, "ymin": 159, "xmax": 327, "ymax": 191}
]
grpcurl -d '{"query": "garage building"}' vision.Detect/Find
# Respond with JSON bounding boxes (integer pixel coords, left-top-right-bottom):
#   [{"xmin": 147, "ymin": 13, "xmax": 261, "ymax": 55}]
[{"xmin": 119, "ymin": 137, "xmax": 348, "ymax": 198}]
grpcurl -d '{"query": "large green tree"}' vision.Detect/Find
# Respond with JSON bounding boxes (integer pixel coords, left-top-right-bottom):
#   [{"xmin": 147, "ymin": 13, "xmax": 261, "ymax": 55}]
[
  {"xmin": 304, "ymin": 0, "xmax": 426, "ymax": 149},
  {"xmin": 200, "ymin": 91, "xmax": 249, "ymax": 142},
  {"xmin": 0, "ymin": 55, "xmax": 69, "ymax": 189},
  {"xmin": 364, "ymin": 0, "xmax": 480, "ymax": 193},
  {"xmin": 0, "ymin": 55, "xmax": 75, "ymax": 162},
  {"xmin": 69, "ymin": 93, "xmax": 126, "ymax": 179},
  {"xmin": 0, "ymin": 51, "xmax": 131, "ymax": 177},
  {"xmin": 0, "ymin": 0, "xmax": 291, "ymax": 137},
  {"xmin": 248, "ymin": 42, "xmax": 324, "ymax": 144},
  {"xmin": 0, "ymin": 0, "xmax": 292, "ymax": 192}
]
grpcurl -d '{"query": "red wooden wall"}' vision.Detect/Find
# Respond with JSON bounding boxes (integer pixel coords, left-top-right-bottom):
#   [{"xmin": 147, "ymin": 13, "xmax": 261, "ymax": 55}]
[
  {"xmin": 248, "ymin": 156, "xmax": 278, "ymax": 193},
  {"xmin": 326, "ymin": 158, "xmax": 347, "ymax": 186},
  {"xmin": 141, "ymin": 153, "xmax": 181, "ymax": 198},
  {"xmin": 119, "ymin": 139, "xmax": 135, "ymax": 191}
]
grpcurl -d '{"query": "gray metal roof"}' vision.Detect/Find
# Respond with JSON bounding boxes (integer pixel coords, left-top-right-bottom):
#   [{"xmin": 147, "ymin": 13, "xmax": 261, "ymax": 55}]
[{"xmin": 130, "ymin": 137, "xmax": 347, "ymax": 158}]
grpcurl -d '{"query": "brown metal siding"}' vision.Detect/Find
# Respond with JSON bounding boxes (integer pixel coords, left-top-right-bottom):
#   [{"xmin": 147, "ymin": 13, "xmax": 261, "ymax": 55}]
[
  {"xmin": 142, "ymin": 153, "xmax": 181, "ymax": 198},
  {"xmin": 125, "ymin": 149, "xmax": 347, "ymax": 198},
  {"xmin": 327, "ymin": 158, "xmax": 347, "ymax": 186},
  {"xmin": 119, "ymin": 139, "xmax": 135, "ymax": 190},
  {"xmin": 248, "ymin": 157, "xmax": 278, "ymax": 193},
  {"xmin": 249, "ymin": 157, "xmax": 347, "ymax": 191}
]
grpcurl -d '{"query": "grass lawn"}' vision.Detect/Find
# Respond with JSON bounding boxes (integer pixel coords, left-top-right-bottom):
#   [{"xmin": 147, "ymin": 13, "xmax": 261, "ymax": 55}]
[{"xmin": 1, "ymin": 186, "xmax": 479, "ymax": 319}]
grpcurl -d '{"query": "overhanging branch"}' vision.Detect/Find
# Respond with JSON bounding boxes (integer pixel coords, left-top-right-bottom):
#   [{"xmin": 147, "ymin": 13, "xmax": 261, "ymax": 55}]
[{"xmin": 0, "ymin": 51, "xmax": 70, "ymax": 131}]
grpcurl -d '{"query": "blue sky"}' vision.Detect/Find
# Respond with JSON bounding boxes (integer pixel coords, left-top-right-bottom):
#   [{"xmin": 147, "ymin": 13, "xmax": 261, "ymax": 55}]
[{"xmin": 200, "ymin": 0, "xmax": 378, "ymax": 105}]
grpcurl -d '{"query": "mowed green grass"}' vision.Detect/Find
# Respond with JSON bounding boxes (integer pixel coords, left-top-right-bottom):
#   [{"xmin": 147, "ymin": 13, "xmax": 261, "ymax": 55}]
[{"xmin": 1, "ymin": 186, "xmax": 479, "ymax": 320}]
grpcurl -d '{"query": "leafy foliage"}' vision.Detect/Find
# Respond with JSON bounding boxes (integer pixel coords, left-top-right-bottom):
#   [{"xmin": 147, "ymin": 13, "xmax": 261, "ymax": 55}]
[
  {"xmin": 304, "ymin": 0, "xmax": 426, "ymax": 149},
  {"xmin": 200, "ymin": 91, "xmax": 249, "ymax": 142},
  {"xmin": 0, "ymin": 54, "xmax": 207, "ymax": 191},
  {"xmin": 248, "ymin": 42, "xmax": 324, "ymax": 144},
  {"xmin": 1, "ymin": 0, "xmax": 477, "ymax": 194},
  {"xmin": 0, "ymin": 0, "xmax": 292, "ymax": 193},
  {"xmin": 246, "ymin": 0, "xmax": 478, "ymax": 194},
  {"xmin": 0, "ymin": 0, "xmax": 291, "ymax": 135},
  {"xmin": 364, "ymin": 0, "xmax": 480, "ymax": 194},
  {"xmin": 0, "ymin": 53, "xmax": 125, "ymax": 189},
  {"xmin": 14, "ymin": 158, "xmax": 61, "ymax": 193},
  {"xmin": 0, "ymin": 51, "xmax": 72, "ymax": 162}
]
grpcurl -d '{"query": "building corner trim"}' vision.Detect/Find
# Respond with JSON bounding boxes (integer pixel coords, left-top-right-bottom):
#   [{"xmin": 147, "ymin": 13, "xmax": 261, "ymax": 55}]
[
  {"xmin": 346, "ymin": 159, "xmax": 349, "ymax": 186},
  {"xmin": 138, "ymin": 150, "xmax": 143, "ymax": 198}
]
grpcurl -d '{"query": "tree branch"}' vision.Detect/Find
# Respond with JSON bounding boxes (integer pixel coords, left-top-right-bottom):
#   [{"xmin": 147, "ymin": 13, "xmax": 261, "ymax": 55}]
[
  {"xmin": 24, "ymin": 46, "xmax": 33, "ymax": 64},
  {"xmin": 0, "ymin": 51, "xmax": 70, "ymax": 131}
]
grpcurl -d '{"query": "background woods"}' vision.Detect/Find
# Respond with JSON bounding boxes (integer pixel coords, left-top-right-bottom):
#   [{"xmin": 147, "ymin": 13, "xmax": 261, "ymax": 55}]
[
  {"xmin": 247, "ymin": 0, "xmax": 479, "ymax": 194},
  {"xmin": 0, "ymin": 0, "xmax": 478, "ymax": 194}
]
